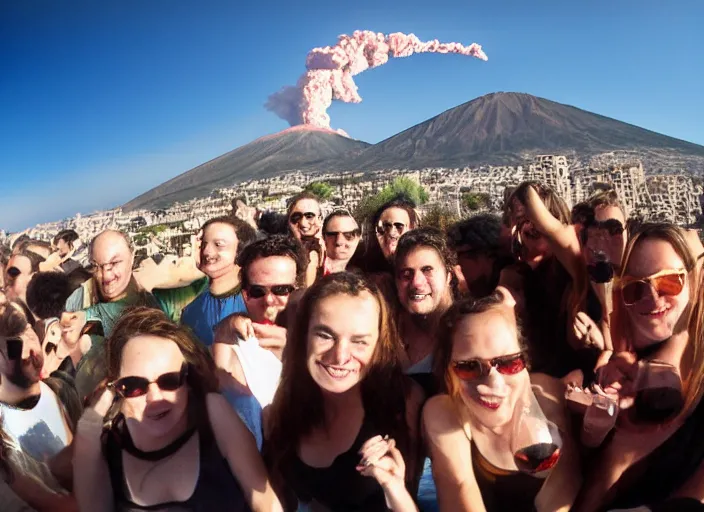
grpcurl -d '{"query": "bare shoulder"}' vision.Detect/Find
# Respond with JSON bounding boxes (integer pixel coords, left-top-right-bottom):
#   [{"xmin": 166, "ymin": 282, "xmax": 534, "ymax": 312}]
[
  {"xmin": 530, "ymin": 372, "xmax": 569, "ymax": 430},
  {"xmin": 422, "ymin": 394, "xmax": 464, "ymax": 440}
]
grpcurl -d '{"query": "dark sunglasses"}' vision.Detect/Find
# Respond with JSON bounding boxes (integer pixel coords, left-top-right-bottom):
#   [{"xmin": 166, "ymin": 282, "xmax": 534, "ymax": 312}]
[
  {"xmin": 4, "ymin": 337, "xmax": 23, "ymax": 360},
  {"xmin": 324, "ymin": 229, "xmax": 360, "ymax": 241},
  {"xmin": 620, "ymin": 269, "xmax": 686, "ymax": 306},
  {"xmin": 376, "ymin": 221, "xmax": 406, "ymax": 236},
  {"xmin": 246, "ymin": 284, "xmax": 295, "ymax": 299},
  {"xmin": 587, "ymin": 219, "xmax": 624, "ymax": 236},
  {"xmin": 6, "ymin": 267, "xmax": 21, "ymax": 279},
  {"xmin": 452, "ymin": 352, "xmax": 527, "ymax": 382},
  {"xmin": 109, "ymin": 364, "xmax": 188, "ymax": 398},
  {"xmin": 289, "ymin": 212, "xmax": 318, "ymax": 225}
]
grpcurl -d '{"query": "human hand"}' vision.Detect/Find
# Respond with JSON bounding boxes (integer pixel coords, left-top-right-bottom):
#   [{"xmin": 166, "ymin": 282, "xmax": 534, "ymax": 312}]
[
  {"xmin": 574, "ymin": 312, "xmax": 605, "ymax": 351},
  {"xmin": 357, "ymin": 435, "xmax": 406, "ymax": 490},
  {"xmin": 215, "ymin": 314, "xmax": 254, "ymax": 342}
]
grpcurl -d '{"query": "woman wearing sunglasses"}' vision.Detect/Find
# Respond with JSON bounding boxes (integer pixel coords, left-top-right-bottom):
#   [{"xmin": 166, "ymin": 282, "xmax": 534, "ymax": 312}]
[
  {"xmin": 424, "ymin": 291, "xmax": 580, "ymax": 512},
  {"xmin": 264, "ymin": 272, "xmax": 423, "ymax": 511},
  {"xmin": 356, "ymin": 197, "xmax": 420, "ymax": 275},
  {"xmin": 573, "ymin": 223, "xmax": 704, "ymax": 511},
  {"xmin": 287, "ymin": 192, "xmax": 323, "ymax": 241},
  {"xmin": 73, "ymin": 306, "xmax": 282, "ymax": 512}
]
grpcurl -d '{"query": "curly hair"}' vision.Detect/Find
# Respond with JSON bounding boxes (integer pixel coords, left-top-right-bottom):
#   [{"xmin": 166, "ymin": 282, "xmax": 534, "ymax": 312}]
[
  {"xmin": 26, "ymin": 272, "xmax": 73, "ymax": 319},
  {"xmin": 237, "ymin": 235, "xmax": 308, "ymax": 289}
]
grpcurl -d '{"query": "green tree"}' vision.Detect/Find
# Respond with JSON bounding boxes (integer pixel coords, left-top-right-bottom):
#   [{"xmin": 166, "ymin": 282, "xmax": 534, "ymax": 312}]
[
  {"xmin": 304, "ymin": 181, "xmax": 335, "ymax": 201},
  {"xmin": 354, "ymin": 177, "xmax": 430, "ymax": 221},
  {"xmin": 462, "ymin": 192, "xmax": 491, "ymax": 211},
  {"xmin": 422, "ymin": 204, "xmax": 459, "ymax": 232}
]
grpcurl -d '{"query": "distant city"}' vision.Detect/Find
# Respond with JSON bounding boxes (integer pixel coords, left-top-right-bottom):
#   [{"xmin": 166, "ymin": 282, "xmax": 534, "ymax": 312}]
[{"xmin": 3, "ymin": 155, "xmax": 702, "ymax": 259}]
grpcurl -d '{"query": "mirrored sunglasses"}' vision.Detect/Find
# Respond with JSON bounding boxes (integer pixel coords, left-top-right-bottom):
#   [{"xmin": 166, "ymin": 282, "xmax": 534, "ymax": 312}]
[
  {"xmin": 324, "ymin": 230, "xmax": 360, "ymax": 241},
  {"xmin": 452, "ymin": 352, "xmax": 527, "ymax": 382},
  {"xmin": 376, "ymin": 221, "xmax": 406, "ymax": 236},
  {"xmin": 620, "ymin": 269, "xmax": 686, "ymax": 306}
]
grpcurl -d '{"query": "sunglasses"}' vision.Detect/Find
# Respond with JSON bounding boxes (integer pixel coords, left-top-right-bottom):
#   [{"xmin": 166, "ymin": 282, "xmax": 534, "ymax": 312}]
[
  {"xmin": 452, "ymin": 352, "xmax": 527, "ymax": 382},
  {"xmin": 324, "ymin": 230, "xmax": 360, "ymax": 241},
  {"xmin": 587, "ymin": 219, "xmax": 624, "ymax": 236},
  {"xmin": 4, "ymin": 337, "xmax": 23, "ymax": 360},
  {"xmin": 289, "ymin": 212, "xmax": 318, "ymax": 225},
  {"xmin": 246, "ymin": 284, "xmax": 295, "ymax": 299},
  {"xmin": 6, "ymin": 267, "xmax": 21, "ymax": 279},
  {"xmin": 109, "ymin": 364, "xmax": 188, "ymax": 398},
  {"xmin": 376, "ymin": 221, "xmax": 406, "ymax": 236},
  {"xmin": 619, "ymin": 269, "xmax": 686, "ymax": 306}
]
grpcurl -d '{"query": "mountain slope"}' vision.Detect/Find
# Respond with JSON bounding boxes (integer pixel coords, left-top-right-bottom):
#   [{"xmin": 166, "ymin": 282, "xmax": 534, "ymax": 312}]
[
  {"xmin": 348, "ymin": 92, "xmax": 704, "ymax": 169},
  {"xmin": 123, "ymin": 125, "xmax": 370, "ymax": 210}
]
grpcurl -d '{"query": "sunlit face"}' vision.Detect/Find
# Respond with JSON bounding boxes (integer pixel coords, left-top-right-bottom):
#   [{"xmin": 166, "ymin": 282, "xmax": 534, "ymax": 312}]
[
  {"xmin": 306, "ymin": 292, "xmax": 379, "ymax": 395},
  {"xmin": 396, "ymin": 246, "xmax": 451, "ymax": 316},
  {"xmin": 324, "ymin": 216, "xmax": 360, "ymax": 262},
  {"xmin": 377, "ymin": 207, "xmax": 412, "ymax": 259},
  {"xmin": 243, "ymin": 256, "xmax": 297, "ymax": 324},
  {"xmin": 451, "ymin": 309, "xmax": 529, "ymax": 430},
  {"xmin": 583, "ymin": 205, "xmax": 626, "ymax": 270},
  {"xmin": 4, "ymin": 255, "xmax": 33, "ymax": 302},
  {"xmin": 90, "ymin": 234, "xmax": 133, "ymax": 302},
  {"xmin": 199, "ymin": 223, "xmax": 238, "ymax": 280},
  {"xmin": 60, "ymin": 311, "xmax": 86, "ymax": 345},
  {"xmin": 623, "ymin": 239, "xmax": 689, "ymax": 348},
  {"xmin": 289, "ymin": 199, "xmax": 322, "ymax": 240},
  {"xmin": 0, "ymin": 323, "xmax": 44, "ymax": 389},
  {"xmin": 118, "ymin": 335, "xmax": 189, "ymax": 440}
]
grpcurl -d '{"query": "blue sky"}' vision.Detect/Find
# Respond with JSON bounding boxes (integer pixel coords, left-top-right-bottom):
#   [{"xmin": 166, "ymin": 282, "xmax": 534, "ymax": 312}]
[{"xmin": 1, "ymin": 0, "xmax": 703, "ymax": 232}]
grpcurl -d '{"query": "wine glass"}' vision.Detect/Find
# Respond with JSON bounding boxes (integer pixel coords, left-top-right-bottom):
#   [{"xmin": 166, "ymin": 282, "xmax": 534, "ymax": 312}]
[
  {"xmin": 633, "ymin": 360, "xmax": 684, "ymax": 423},
  {"xmin": 511, "ymin": 388, "xmax": 562, "ymax": 475}
]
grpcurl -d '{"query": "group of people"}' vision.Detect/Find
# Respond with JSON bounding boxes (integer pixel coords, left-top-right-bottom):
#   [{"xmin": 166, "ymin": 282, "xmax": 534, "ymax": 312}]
[{"xmin": 1, "ymin": 182, "xmax": 704, "ymax": 511}]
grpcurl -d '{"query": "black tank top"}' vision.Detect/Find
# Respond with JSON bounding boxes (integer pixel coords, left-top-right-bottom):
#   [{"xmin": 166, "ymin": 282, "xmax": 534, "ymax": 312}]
[
  {"xmin": 471, "ymin": 440, "xmax": 544, "ymax": 512},
  {"xmin": 603, "ymin": 398, "xmax": 704, "ymax": 510},
  {"xmin": 105, "ymin": 425, "xmax": 250, "ymax": 512},
  {"xmin": 283, "ymin": 417, "xmax": 389, "ymax": 512}
]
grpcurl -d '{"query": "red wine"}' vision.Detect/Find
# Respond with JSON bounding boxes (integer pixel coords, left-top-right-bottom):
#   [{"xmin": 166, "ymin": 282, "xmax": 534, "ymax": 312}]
[
  {"xmin": 514, "ymin": 443, "xmax": 561, "ymax": 473},
  {"xmin": 634, "ymin": 386, "xmax": 684, "ymax": 423}
]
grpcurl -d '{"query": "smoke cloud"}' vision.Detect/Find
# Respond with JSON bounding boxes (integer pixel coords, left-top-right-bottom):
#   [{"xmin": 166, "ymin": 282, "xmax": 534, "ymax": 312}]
[{"xmin": 266, "ymin": 30, "xmax": 487, "ymax": 134}]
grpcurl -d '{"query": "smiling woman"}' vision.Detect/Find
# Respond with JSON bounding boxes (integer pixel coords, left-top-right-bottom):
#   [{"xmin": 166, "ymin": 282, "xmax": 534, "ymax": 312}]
[
  {"xmin": 72, "ymin": 306, "xmax": 282, "ymax": 512},
  {"xmin": 264, "ymin": 272, "xmax": 424, "ymax": 511}
]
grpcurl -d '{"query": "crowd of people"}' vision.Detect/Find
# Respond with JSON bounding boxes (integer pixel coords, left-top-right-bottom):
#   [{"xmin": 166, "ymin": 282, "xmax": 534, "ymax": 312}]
[{"xmin": 1, "ymin": 182, "xmax": 704, "ymax": 511}]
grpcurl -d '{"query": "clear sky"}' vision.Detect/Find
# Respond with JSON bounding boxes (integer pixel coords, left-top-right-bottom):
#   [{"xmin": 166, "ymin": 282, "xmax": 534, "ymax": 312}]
[{"xmin": 1, "ymin": 0, "xmax": 703, "ymax": 232}]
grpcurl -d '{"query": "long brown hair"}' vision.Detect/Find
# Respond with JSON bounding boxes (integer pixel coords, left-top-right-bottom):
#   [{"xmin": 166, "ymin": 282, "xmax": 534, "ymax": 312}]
[
  {"xmin": 266, "ymin": 272, "xmax": 409, "ymax": 470},
  {"xmin": 104, "ymin": 306, "xmax": 219, "ymax": 433},
  {"xmin": 684, "ymin": 267, "xmax": 704, "ymax": 413},
  {"xmin": 612, "ymin": 223, "xmax": 697, "ymax": 353},
  {"xmin": 435, "ymin": 291, "xmax": 528, "ymax": 405}
]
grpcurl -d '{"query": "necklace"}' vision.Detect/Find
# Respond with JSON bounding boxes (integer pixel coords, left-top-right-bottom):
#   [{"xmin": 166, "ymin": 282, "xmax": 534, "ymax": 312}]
[{"xmin": 122, "ymin": 426, "xmax": 197, "ymax": 462}]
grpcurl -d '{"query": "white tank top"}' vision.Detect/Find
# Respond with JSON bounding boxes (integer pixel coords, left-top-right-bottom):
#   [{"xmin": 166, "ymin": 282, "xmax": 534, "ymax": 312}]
[{"xmin": 0, "ymin": 381, "xmax": 70, "ymax": 463}]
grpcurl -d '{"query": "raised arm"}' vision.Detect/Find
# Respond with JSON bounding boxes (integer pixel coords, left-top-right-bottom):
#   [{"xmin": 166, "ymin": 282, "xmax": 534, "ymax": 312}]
[
  {"xmin": 523, "ymin": 185, "xmax": 583, "ymax": 284},
  {"xmin": 72, "ymin": 386, "xmax": 115, "ymax": 512},
  {"xmin": 422, "ymin": 395, "xmax": 486, "ymax": 512},
  {"xmin": 207, "ymin": 393, "xmax": 282, "ymax": 512}
]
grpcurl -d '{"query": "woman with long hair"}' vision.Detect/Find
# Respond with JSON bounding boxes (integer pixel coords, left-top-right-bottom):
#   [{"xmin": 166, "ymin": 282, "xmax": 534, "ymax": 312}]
[
  {"xmin": 573, "ymin": 223, "xmax": 704, "ymax": 511},
  {"xmin": 265, "ymin": 272, "xmax": 424, "ymax": 511},
  {"xmin": 73, "ymin": 306, "xmax": 281, "ymax": 512},
  {"xmin": 424, "ymin": 291, "xmax": 581, "ymax": 511},
  {"xmin": 355, "ymin": 197, "xmax": 420, "ymax": 275}
]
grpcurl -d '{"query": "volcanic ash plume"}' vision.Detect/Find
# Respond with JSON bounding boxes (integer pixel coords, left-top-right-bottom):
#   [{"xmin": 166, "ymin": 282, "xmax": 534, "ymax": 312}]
[{"xmin": 265, "ymin": 30, "xmax": 487, "ymax": 134}]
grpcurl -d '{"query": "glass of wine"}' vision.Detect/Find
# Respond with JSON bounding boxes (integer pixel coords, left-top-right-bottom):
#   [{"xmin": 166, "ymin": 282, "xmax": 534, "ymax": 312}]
[
  {"xmin": 511, "ymin": 387, "xmax": 562, "ymax": 476},
  {"xmin": 633, "ymin": 360, "xmax": 684, "ymax": 423}
]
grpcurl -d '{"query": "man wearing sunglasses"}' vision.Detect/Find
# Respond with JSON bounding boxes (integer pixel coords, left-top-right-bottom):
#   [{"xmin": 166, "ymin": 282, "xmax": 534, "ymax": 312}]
[
  {"xmin": 0, "ymin": 302, "xmax": 76, "ymax": 508},
  {"xmin": 213, "ymin": 236, "xmax": 306, "ymax": 404},
  {"xmin": 180, "ymin": 216, "xmax": 256, "ymax": 347},
  {"xmin": 322, "ymin": 209, "xmax": 361, "ymax": 274}
]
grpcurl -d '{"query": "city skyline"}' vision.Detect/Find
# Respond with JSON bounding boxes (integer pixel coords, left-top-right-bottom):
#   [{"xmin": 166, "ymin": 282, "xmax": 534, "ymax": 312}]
[{"xmin": 2, "ymin": 0, "xmax": 703, "ymax": 231}]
